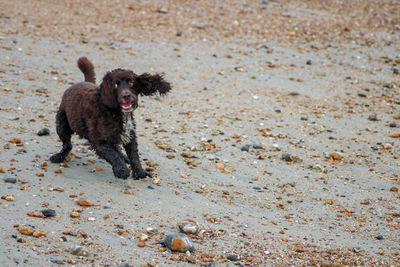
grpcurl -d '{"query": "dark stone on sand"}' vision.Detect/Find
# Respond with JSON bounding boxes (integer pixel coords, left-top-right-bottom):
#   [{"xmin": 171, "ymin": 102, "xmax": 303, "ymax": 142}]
[
  {"xmin": 227, "ymin": 254, "xmax": 241, "ymax": 261},
  {"xmin": 241, "ymin": 145, "xmax": 250, "ymax": 152},
  {"xmin": 37, "ymin": 128, "xmax": 50, "ymax": 136},
  {"xmin": 371, "ymin": 146, "xmax": 379, "ymax": 151},
  {"xmin": 42, "ymin": 209, "xmax": 56, "ymax": 217},
  {"xmin": 51, "ymin": 259, "xmax": 65, "ymax": 264},
  {"xmin": 252, "ymin": 143, "xmax": 263, "ymax": 149},
  {"xmin": 4, "ymin": 177, "xmax": 17, "ymax": 183},
  {"xmin": 281, "ymin": 153, "xmax": 292, "ymax": 161}
]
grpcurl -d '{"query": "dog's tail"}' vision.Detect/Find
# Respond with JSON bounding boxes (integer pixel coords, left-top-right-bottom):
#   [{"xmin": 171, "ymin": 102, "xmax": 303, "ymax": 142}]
[{"xmin": 77, "ymin": 57, "xmax": 96, "ymax": 84}]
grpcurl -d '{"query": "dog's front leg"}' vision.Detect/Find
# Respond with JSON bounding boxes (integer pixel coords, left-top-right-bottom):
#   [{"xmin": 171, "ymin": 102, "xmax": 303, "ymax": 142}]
[
  {"xmin": 94, "ymin": 143, "xmax": 130, "ymax": 179},
  {"xmin": 124, "ymin": 131, "xmax": 152, "ymax": 180}
]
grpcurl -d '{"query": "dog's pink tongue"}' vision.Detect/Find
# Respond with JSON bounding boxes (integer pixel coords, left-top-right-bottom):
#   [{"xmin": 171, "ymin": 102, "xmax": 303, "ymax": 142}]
[{"xmin": 121, "ymin": 102, "xmax": 132, "ymax": 110}]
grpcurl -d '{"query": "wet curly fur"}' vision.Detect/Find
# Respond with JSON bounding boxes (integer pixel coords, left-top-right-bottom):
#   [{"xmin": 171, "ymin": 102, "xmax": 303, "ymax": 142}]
[{"xmin": 50, "ymin": 57, "xmax": 171, "ymax": 179}]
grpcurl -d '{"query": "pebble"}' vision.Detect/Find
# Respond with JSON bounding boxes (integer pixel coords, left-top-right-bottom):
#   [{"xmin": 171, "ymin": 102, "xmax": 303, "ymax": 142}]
[
  {"xmin": 75, "ymin": 200, "xmax": 92, "ymax": 206},
  {"xmin": 391, "ymin": 133, "xmax": 400, "ymax": 138},
  {"xmin": 4, "ymin": 195, "xmax": 14, "ymax": 201},
  {"xmin": 4, "ymin": 177, "xmax": 17, "ymax": 183},
  {"xmin": 312, "ymin": 164, "xmax": 323, "ymax": 171},
  {"xmin": 146, "ymin": 227, "xmax": 158, "ymax": 235},
  {"xmin": 162, "ymin": 233, "xmax": 195, "ymax": 252},
  {"xmin": 360, "ymin": 199, "xmax": 370, "ymax": 205},
  {"xmin": 42, "ymin": 209, "xmax": 56, "ymax": 217},
  {"xmin": 178, "ymin": 219, "xmax": 199, "ymax": 235},
  {"xmin": 241, "ymin": 145, "xmax": 250, "ymax": 152},
  {"xmin": 33, "ymin": 230, "xmax": 46, "ymax": 238},
  {"xmin": 68, "ymin": 231, "xmax": 78, "ymax": 237},
  {"xmin": 137, "ymin": 240, "xmax": 146, "ymax": 247},
  {"xmin": 158, "ymin": 8, "xmax": 168, "ymax": 14},
  {"xmin": 139, "ymin": 233, "xmax": 149, "ymax": 241},
  {"xmin": 50, "ymin": 259, "xmax": 64, "ymax": 264},
  {"xmin": 383, "ymin": 143, "xmax": 392, "ymax": 149},
  {"xmin": 215, "ymin": 163, "xmax": 224, "ymax": 170},
  {"xmin": 353, "ymin": 246, "xmax": 361, "ymax": 253},
  {"xmin": 119, "ymin": 263, "xmax": 132, "ymax": 267},
  {"xmin": 330, "ymin": 152, "xmax": 342, "ymax": 160},
  {"xmin": 376, "ymin": 235, "xmax": 384, "ymax": 240},
  {"xmin": 281, "ymin": 153, "xmax": 292, "ymax": 161},
  {"xmin": 234, "ymin": 66, "xmax": 244, "ymax": 72},
  {"xmin": 368, "ymin": 115, "xmax": 378, "ymax": 121},
  {"xmin": 19, "ymin": 227, "xmax": 35, "ymax": 236},
  {"xmin": 252, "ymin": 143, "xmax": 263, "ymax": 149},
  {"xmin": 181, "ymin": 152, "xmax": 196, "ymax": 158},
  {"xmin": 152, "ymin": 178, "xmax": 161, "ymax": 185},
  {"xmin": 227, "ymin": 254, "xmax": 241, "ymax": 261},
  {"xmin": 207, "ymin": 154, "xmax": 216, "ymax": 160},
  {"xmin": 70, "ymin": 245, "xmax": 89, "ymax": 256},
  {"xmin": 281, "ymin": 153, "xmax": 301, "ymax": 162},
  {"xmin": 300, "ymin": 116, "xmax": 308, "ymax": 121},
  {"xmin": 70, "ymin": 211, "xmax": 80, "ymax": 218},
  {"xmin": 37, "ymin": 128, "xmax": 50, "ymax": 136}
]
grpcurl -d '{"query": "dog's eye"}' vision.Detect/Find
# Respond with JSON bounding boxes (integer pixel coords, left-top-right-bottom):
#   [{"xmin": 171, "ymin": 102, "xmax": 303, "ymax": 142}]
[
  {"xmin": 126, "ymin": 78, "xmax": 134, "ymax": 87},
  {"xmin": 114, "ymin": 81, "xmax": 120, "ymax": 88}
]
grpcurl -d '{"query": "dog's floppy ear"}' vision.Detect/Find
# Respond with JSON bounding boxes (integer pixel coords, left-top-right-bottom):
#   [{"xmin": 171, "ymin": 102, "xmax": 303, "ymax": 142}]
[
  {"xmin": 134, "ymin": 73, "xmax": 171, "ymax": 96},
  {"xmin": 100, "ymin": 72, "xmax": 119, "ymax": 109}
]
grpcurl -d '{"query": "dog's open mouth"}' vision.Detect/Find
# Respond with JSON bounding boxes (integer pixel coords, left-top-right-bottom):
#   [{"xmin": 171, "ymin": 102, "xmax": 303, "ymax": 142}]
[{"xmin": 120, "ymin": 102, "xmax": 133, "ymax": 112}]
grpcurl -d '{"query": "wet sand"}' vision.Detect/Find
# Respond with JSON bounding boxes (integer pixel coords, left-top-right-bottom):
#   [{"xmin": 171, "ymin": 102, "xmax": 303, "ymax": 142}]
[{"xmin": 0, "ymin": 1, "xmax": 399, "ymax": 266}]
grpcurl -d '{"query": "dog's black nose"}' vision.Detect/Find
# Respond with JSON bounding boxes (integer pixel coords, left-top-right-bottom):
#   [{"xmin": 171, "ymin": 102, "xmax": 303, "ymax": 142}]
[{"xmin": 121, "ymin": 90, "xmax": 133, "ymax": 100}]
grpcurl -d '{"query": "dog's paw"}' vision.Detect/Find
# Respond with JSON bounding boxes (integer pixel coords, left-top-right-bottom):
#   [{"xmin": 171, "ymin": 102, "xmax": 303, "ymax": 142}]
[
  {"xmin": 49, "ymin": 153, "xmax": 65, "ymax": 163},
  {"xmin": 113, "ymin": 166, "xmax": 130, "ymax": 179},
  {"xmin": 132, "ymin": 169, "xmax": 152, "ymax": 180}
]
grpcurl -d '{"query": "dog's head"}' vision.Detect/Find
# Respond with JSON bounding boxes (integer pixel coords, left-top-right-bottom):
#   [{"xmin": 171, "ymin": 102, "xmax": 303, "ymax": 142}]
[{"xmin": 100, "ymin": 69, "xmax": 171, "ymax": 112}]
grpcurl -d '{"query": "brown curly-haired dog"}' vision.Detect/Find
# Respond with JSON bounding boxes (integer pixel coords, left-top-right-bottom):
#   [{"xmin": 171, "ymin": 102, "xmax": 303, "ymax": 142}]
[{"xmin": 50, "ymin": 57, "xmax": 171, "ymax": 179}]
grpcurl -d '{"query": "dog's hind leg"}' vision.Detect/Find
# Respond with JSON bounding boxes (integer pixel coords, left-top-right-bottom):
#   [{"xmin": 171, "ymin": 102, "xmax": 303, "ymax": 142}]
[
  {"xmin": 50, "ymin": 109, "xmax": 73, "ymax": 163},
  {"xmin": 94, "ymin": 144, "xmax": 130, "ymax": 179}
]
